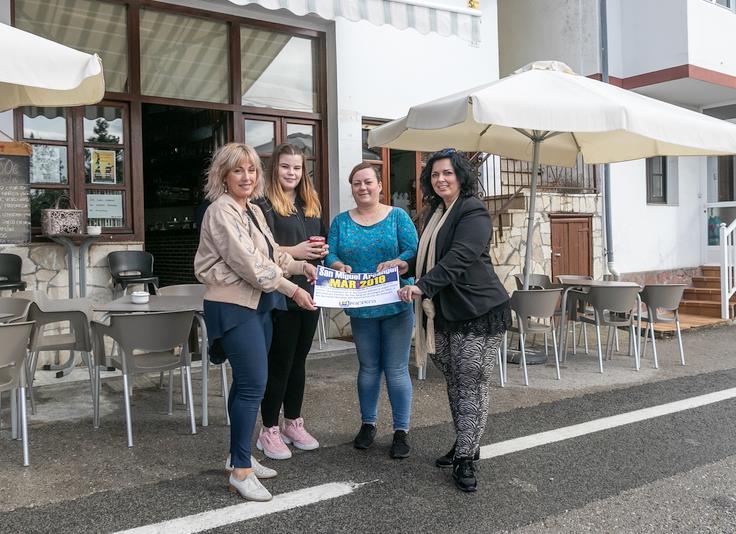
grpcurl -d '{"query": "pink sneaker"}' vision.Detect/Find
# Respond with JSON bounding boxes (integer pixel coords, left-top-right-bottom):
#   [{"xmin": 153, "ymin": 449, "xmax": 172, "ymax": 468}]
[
  {"xmin": 281, "ymin": 417, "xmax": 320, "ymax": 451},
  {"xmin": 256, "ymin": 426, "xmax": 292, "ymax": 460}
]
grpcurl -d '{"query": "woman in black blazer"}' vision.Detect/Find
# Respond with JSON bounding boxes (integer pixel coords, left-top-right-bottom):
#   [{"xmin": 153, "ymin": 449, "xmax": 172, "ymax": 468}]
[{"xmin": 399, "ymin": 149, "xmax": 510, "ymax": 493}]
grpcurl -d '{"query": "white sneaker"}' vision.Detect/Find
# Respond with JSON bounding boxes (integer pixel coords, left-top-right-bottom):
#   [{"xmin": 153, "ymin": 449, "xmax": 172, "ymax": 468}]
[
  {"xmin": 225, "ymin": 454, "xmax": 278, "ymax": 479},
  {"xmin": 228, "ymin": 472, "xmax": 272, "ymax": 501}
]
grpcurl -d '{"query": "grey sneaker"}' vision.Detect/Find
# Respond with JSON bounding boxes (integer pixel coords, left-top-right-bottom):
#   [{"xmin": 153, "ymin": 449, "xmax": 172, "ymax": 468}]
[
  {"xmin": 228, "ymin": 472, "xmax": 272, "ymax": 501},
  {"xmin": 225, "ymin": 454, "xmax": 278, "ymax": 479}
]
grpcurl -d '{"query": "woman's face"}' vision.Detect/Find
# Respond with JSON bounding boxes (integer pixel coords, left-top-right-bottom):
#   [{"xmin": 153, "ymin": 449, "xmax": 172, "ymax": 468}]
[
  {"xmin": 225, "ymin": 158, "xmax": 258, "ymax": 204},
  {"xmin": 430, "ymin": 158, "xmax": 460, "ymax": 205},
  {"xmin": 351, "ymin": 168, "xmax": 382, "ymax": 207},
  {"xmin": 277, "ymin": 153, "xmax": 303, "ymax": 193}
]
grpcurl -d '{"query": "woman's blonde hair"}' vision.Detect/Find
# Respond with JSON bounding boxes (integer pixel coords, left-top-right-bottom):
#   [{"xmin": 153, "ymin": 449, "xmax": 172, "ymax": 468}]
[
  {"xmin": 265, "ymin": 143, "xmax": 321, "ymax": 218},
  {"xmin": 204, "ymin": 143, "xmax": 263, "ymax": 202}
]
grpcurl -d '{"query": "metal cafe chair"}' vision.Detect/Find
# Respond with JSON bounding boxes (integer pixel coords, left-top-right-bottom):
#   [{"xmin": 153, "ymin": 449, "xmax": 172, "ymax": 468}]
[
  {"xmin": 639, "ymin": 284, "xmax": 686, "ymax": 367},
  {"xmin": 91, "ymin": 310, "xmax": 197, "ymax": 447},
  {"xmin": 574, "ymin": 285, "xmax": 642, "ymax": 373},
  {"xmin": 0, "ymin": 321, "xmax": 35, "ymax": 465},
  {"xmin": 503, "ymin": 288, "xmax": 563, "ymax": 386},
  {"xmin": 0, "ymin": 253, "xmax": 27, "ymax": 293},
  {"xmin": 158, "ymin": 284, "xmax": 230, "ymax": 426},
  {"xmin": 107, "ymin": 251, "xmax": 159, "ymax": 297}
]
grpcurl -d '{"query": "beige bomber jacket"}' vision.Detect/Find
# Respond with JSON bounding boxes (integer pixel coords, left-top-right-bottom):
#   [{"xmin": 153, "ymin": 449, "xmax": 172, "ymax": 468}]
[{"xmin": 194, "ymin": 194, "xmax": 306, "ymax": 309}]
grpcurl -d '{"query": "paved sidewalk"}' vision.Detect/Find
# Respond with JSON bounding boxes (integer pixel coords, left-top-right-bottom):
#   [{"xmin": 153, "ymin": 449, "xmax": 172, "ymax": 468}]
[{"xmin": 1, "ymin": 321, "xmax": 734, "ymax": 515}]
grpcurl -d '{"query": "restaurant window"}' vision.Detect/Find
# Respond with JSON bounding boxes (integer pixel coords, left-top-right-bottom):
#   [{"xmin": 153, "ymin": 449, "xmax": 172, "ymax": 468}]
[
  {"xmin": 241, "ymin": 27, "xmax": 318, "ymax": 112},
  {"xmin": 646, "ymin": 156, "xmax": 678, "ymax": 205},
  {"xmin": 21, "ymin": 104, "xmax": 132, "ymax": 232},
  {"xmin": 15, "ymin": 0, "xmax": 128, "ymax": 92},
  {"xmin": 362, "ymin": 122, "xmax": 422, "ymax": 219},
  {"xmin": 140, "ymin": 9, "xmax": 229, "ymax": 104}
]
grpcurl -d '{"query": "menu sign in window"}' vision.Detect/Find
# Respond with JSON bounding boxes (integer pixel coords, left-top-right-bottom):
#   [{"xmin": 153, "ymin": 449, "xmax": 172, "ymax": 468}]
[{"xmin": 0, "ymin": 143, "xmax": 31, "ymax": 244}]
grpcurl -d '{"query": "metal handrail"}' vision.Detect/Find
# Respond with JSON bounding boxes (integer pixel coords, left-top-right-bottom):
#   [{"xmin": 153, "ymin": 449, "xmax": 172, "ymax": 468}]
[{"xmin": 719, "ymin": 220, "xmax": 736, "ymax": 318}]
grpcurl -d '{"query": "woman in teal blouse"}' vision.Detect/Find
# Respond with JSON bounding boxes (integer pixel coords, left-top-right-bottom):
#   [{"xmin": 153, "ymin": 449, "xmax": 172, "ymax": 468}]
[{"xmin": 325, "ymin": 162, "xmax": 418, "ymax": 459}]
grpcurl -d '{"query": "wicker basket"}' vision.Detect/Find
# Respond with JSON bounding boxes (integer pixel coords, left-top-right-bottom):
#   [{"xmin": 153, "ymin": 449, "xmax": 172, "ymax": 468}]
[{"xmin": 41, "ymin": 195, "xmax": 83, "ymax": 236}]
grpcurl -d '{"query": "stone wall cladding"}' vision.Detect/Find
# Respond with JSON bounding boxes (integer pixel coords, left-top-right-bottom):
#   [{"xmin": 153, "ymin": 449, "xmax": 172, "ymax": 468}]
[
  {"xmin": 492, "ymin": 191, "xmax": 604, "ymax": 293},
  {"xmin": 619, "ymin": 267, "xmax": 700, "ymax": 287}
]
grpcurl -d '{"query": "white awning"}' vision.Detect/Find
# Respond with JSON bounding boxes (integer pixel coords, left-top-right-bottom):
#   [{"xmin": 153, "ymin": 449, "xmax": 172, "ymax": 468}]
[{"xmin": 226, "ymin": 0, "xmax": 482, "ymax": 43}]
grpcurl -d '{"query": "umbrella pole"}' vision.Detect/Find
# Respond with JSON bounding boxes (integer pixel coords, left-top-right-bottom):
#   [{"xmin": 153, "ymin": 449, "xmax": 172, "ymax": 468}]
[{"xmin": 522, "ymin": 136, "xmax": 542, "ymax": 290}]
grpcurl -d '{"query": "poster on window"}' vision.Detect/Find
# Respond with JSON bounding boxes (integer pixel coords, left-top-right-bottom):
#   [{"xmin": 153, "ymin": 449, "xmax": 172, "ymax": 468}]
[
  {"xmin": 90, "ymin": 149, "xmax": 116, "ymax": 184},
  {"xmin": 30, "ymin": 145, "xmax": 67, "ymax": 184}
]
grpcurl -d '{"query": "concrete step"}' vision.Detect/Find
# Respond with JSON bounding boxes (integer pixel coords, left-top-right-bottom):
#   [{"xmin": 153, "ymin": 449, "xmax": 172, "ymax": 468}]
[
  {"xmin": 701, "ymin": 265, "xmax": 720, "ymax": 278},
  {"xmin": 692, "ymin": 276, "xmax": 721, "ymax": 289},
  {"xmin": 683, "ymin": 287, "xmax": 736, "ymax": 303},
  {"xmin": 679, "ymin": 299, "xmax": 735, "ymax": 318}
]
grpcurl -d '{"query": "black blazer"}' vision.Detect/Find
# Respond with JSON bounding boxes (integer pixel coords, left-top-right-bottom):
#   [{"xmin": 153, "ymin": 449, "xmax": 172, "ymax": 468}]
[{"xmin": 413, "ymin": 196, "xmax": 509, "ymax": 322}]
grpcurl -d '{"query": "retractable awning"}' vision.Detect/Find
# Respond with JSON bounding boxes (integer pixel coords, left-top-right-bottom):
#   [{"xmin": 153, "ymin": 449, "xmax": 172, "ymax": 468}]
[{"xmin": 226, "ymin": 0, "xmax": 482, "ymax": 43}]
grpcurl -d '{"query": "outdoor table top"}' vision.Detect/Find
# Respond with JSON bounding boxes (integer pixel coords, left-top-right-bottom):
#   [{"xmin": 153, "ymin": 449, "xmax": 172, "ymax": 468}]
[
  {"xmin": 557, "ymin": 278, "xmax": 642, "ymax": 289},
  {"xmin": 94, "ymin": 294, "xmax": 203, "ymax": 313}
]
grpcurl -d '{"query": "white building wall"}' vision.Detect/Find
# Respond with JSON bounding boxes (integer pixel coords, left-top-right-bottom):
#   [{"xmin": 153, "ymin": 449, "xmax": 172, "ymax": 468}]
[
  {"xmin": 497, "ymin": 0, "xmax": 600, "ymax": 77},
  {"xmin": 614, "ymin": 0, "xmax": 689, "ymax": 78},
  {"xmin": 610, "ymin": 157, "xmax": 704, "ymax": 273},
  {"xmin": 687, "ymin": 0, "xmax": 736, "ymax": 79},
  {"xmin": 333, "ymin": 3, "xmax": 499, "ymax": 213}
]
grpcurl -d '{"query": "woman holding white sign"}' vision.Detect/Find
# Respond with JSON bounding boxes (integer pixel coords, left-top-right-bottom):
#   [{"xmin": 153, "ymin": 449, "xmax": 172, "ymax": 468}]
[
  {"xmin": 195, "ymin": 143, "xmax": 317, "ymax": 502},
  {"xmin": 399, "ymin": 149, "xmax": 511, "ymax": 493},
  {"xmin": 325, "ymin": 162, "xmax": 418, "ymax": 459}
]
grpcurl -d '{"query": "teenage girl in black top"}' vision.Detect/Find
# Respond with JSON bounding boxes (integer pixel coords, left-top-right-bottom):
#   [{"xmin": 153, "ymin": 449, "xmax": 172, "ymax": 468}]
[{"xmin": 253, "ymin": 143, "xmax": 327, "ymax": 460}]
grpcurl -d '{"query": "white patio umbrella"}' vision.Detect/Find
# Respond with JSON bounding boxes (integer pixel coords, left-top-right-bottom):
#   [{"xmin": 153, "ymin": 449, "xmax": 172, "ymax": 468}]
[
  {"xmin": 368, "ymin": 61, "xmax": 736, "ymax": 288},
  {"xmin": 0, "ymin": 23, "xmax": 104, "ymax": 112}
]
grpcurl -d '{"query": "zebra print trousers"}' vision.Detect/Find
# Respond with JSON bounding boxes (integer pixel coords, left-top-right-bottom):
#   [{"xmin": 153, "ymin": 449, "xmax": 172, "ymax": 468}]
[{"xmin": 431, "ymin": 330, "xmax": 503, "ymax": 459}]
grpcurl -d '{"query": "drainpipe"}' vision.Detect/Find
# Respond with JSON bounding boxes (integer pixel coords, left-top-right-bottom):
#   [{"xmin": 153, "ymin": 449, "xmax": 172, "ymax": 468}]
[{"xmin": 599, "ymin": 0, "xmax": 619, "ymax": 280}]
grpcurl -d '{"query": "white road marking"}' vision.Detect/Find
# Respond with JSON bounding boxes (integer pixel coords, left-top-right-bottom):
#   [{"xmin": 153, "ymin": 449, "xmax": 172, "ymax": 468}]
[
  {"xmin": 480, "ymin": 386, "xmax": 736, "ymax": 460},
  {"xmin": 114, "ymin": 481, "xmax": 361, "ymax": 534}
]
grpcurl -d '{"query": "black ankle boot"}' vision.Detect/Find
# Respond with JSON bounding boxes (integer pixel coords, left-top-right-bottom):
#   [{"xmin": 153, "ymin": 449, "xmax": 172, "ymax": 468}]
[
  {"xmin": 452, "ymin": 457, "xmax": 477, "ymax": 492},
  {"xmin": 435, "ymin": 442, "xmax": 480, "ymax": 468}
]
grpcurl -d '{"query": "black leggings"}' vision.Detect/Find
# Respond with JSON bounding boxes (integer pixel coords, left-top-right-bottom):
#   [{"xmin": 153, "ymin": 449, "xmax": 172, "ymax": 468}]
[{"xmin": 260, "ymin": 308, "xmax": 320, "ymax": 427}]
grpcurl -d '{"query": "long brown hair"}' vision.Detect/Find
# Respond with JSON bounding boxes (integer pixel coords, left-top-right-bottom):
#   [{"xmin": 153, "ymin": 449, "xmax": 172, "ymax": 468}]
[{"xmin": 265, "ymin": 143, "xmax": 321, "ymax": 218}]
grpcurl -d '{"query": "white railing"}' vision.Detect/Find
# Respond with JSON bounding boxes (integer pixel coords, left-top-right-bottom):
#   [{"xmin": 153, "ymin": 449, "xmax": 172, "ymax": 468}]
[{"xmin": 719, "ymin": 219, "xmax": 736, "ymax": 318}]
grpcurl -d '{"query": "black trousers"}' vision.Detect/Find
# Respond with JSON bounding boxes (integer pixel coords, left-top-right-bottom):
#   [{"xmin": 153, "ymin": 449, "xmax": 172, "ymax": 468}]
[{"xmin": 260, "ymin": 308, "xmax": 320, "ymax": 427}]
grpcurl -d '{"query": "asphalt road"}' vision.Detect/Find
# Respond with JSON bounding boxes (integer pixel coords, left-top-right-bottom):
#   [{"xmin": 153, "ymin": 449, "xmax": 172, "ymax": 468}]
[{"xmin": 2, "ymin": 368, "xmax": 735, "ymax": 534}]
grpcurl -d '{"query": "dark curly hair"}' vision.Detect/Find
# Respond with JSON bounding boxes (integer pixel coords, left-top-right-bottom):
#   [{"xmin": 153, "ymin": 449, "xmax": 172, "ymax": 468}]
[{"xmin": 419, "ymin": 149, "xmax": 478, "ymax": 214}]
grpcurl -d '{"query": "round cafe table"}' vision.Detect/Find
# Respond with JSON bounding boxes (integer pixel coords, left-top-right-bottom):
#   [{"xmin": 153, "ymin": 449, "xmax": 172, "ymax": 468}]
[{"xmin": 46, "ymin": 233, "xmax": 101, "ymax": 298}]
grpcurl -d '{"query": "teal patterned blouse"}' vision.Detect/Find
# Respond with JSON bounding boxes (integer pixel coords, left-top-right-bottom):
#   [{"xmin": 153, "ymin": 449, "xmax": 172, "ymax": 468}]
[{"xmin": 325, "ymin": 207, "xmax": 418, "ymax": 319}]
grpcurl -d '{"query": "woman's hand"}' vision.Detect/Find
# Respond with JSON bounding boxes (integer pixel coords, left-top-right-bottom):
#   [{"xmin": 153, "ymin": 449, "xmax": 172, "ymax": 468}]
[
  {"xmin": 331, "ymin": 261, "xmax": 352, "ymax": 274},
  {"xmin": 290, "ymin": 240, "xmax": 329, "ymax": 260},
  {"xmin": 303, "ymin": 263, "xmax": 317, "ymax": 283},
  {"xmin": 376, "ymin": 259, "xmax": 409, "ymax": 275},
  {"xmin": 292, "ymin": 287, "xmax": 317, "ymax": 311},
  {"xmin": 398, "ymin": 284, "xmax": 423, "ymax": 302}
]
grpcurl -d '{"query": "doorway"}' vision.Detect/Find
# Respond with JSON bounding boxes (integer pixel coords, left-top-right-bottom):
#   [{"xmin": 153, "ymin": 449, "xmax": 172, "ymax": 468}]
[
  {"xmin": 550, "ymin": 215, "xmax": 592, "ymax": 280},
  {"xmin": 141, "ymin": 104, "xmax": 229, "ymax": 286}
]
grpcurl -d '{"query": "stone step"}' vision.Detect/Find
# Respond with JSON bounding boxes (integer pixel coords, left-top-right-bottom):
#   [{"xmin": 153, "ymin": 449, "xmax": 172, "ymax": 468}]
[
  {"xmin": 692, "ymin": 276, "xmax": 721, "ymax": 289},
  {"xmin": 701, "ymin": 265, "xmax": 720, "ymax": 278},
  {"xmin": 679, "ymin": 299, "xmax": 735, "ymax": 318},
  {"xmin": 683, "ymin": 287, "xmax": 736, "ymax": 303}
]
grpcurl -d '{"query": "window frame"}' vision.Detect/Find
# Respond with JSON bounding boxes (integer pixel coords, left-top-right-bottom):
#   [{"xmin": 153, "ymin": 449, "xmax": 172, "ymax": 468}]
[
  {"xmin": 12, "ymin": 0, "xmax": 329, "ymax": 242},
  {"xmin": 646, "ymin": 156, "xmax": 668, "ymax": 205}
]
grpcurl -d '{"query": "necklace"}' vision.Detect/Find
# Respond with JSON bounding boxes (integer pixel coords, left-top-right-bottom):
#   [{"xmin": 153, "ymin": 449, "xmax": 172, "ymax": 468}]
[{"xmin": 353, "ymin": 205, "xmax": 384, "ymax": 226}]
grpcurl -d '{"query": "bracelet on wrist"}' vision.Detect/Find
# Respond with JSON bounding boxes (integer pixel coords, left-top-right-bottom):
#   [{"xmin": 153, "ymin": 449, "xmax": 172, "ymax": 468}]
[{"xmin": 291, "ymin": 286, "xmax": 300, "ymax": 299}]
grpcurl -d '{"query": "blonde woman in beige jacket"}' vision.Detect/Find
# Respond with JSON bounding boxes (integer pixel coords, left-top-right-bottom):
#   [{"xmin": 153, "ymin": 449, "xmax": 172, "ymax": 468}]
[{"xmin": 195, "ymin": 143, "xmax": 317, "ymax": 502}]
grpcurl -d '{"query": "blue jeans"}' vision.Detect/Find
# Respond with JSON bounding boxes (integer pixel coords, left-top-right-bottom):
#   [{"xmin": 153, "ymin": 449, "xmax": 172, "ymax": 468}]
[
  {"xmin": 221, "ymin": 311, "xmax": 272, "ymax": 469},
  {"xmin": 350, "ymin": 308, "xmax": 414, "ymax": 431}
]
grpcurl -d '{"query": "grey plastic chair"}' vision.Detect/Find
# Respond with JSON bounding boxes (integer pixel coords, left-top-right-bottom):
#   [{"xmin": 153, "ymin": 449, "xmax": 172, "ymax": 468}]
[
  {"xmin": 107, "ymin": 251, "xmax": 159, "ymax": 296},
  {"xmin": 639, "ymin": 284, "xmax": 686, "ymax": 368},
  {"xmin": 91, "ymin": 310, "xmax": 196, "ymax": 447},
  {"xmin": 0, "ymin": 321, "xmax": 34, "ymax": 466},
  {"xmin": 556, "ymin": 275, "xmax": 595, "ymax": 357},
  {"xmin": 504, "ymin": 288, "xmax": 563, "ymax": 385},
  {"xmin": 158, "ymin": 284, "xmax": 229, "ymax": 426},
  {"xmin": 514, "ymin": 273, "xmax": 553, "ymax": 290},
  {"xmin": 0, "ymin": 297, "xmax": 32, "ymax": 323},
  {"xmin": 13, "ymin": 291, "xmax": 95, "ymax": 415},
  {"xmin": 575, "ymin": 286, "xmax": 642, "ymax": 373},
  {"xmin": 0, "ymin": 253, "xmax": 27, "ymax": 293}
]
